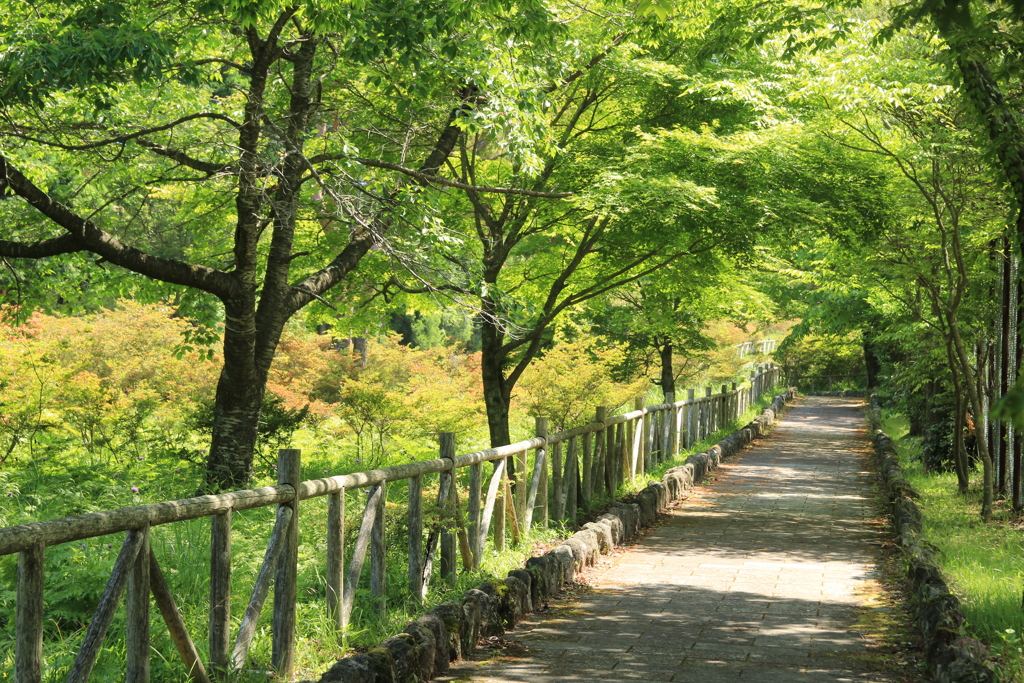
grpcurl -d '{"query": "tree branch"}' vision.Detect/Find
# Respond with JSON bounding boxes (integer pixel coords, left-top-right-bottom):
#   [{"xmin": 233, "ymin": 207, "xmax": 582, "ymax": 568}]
[
  {"xmin": 137, "ymin": 139, "xmax": 231, "ymax": 175},
  {"xmin": 6, "ymin": 113, "xmax": 241, "ymax": 151},
  {"xmin": 288, "ymin": 97, "xmax": 473, "ymax": 312},
  {"xmin": 309, "ymin": 155, "xmax": 572, "ymax": 198},
  {"xmin": 0, "ymin": 233, "xmax": 85, "ymax": 259},
  {"xmin": 0, "ymin": 155, "xmax": 236, "ymax": 297},
  {"xmin": 544, "ymin": 31, "xmax": 629, "ymax": 94}
]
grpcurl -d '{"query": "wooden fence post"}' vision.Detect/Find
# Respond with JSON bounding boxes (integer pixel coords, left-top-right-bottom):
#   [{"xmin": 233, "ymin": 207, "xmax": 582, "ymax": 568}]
[
  {"xmin": 15, "ymin": 541, "xmax": 44, "ymax": 683},
  {"xmin": 665, "ymin": 391, "xmax": 676, "ymax": 458},
  {"xmin": 530, "ymin": 418, "xmax": 549, "ymax": 530},
  {"xmin": 493, "ymin": 460, "xmax": 506, "ymax": 553},
  {"xmin": 687, "ymin": 389, "xmax": 696, "ymax": 448},
  {"xmin": 126, "ymin": 524, "xmax": 151, "ymax": 683},
  {"xmin": 565, "ymin": 437, "xmax": 578, "ymax": 522},
  {"xmin": 477, "ymin": 459, "xmax": 505, "ymax": 559},
  {"xmin": 551, "ymin": 438, "xmax": 563, "ymax": 523},
  {"xmin": 514, "ymin": 437, "xmax": 528, "ymax": 533},
  {"xmin": 67, "ymin": 529, "xmax": 146, "ymax": 683},
  {"xmin": 468, "ymin": 463, "xmax": 482, "ymax": 567},
  {"xmin": 646, "ymin": 404, "xmax": 656, "ymax": 469},
  {"xmin": 705, "ymin": 387, "xmax": 713, "ymax": 435},
  {"xmin": 605, "ymin": 410, "xmax": 617, "ymax": 496},
  {"xmin": 342, "ymin": 486, "xmax": 381, "ymax": 626},
  {"xmin": 538, "ymin": 450, "xmax": 549, "ymax": 529},
  {"xmin": 209, "ymin": 509, "xmax": 231, "ymax": 675},
  {"xmin": 595, "ymin": 407, "xmax": 607, "ymax": 499},
  {"xmin": 720, "ymin": 385, "xmax": 728, "ymax": 430},
  {"xmin": 231, "ymin": 507, "xmax": 292, "ymax": 669},
  {"xmin": 606, "ymin": 421, "xmax": 614, "ymax": 491},
  {"xmin": 439, "ymin": 433, "xmax": 456, "ymax": 586},
  {"xmin": 582, "ymin": 431, "xmax": 593, "ymax": 511},
  {"xmin": 272, "ymin": 448, "xmax": 300, "ymax": 677},
  {"xmin": 408, "ymin": 475, "xmax": 422, "ymax": 600},
  {"xmin": 327, "ymin": 488, "xmax": 345, "ymax": 628},
  {"xmin": 641, "ymin": 398, "xmax": 652, "ymax": 472},
  {"xmin": 371, "ymin": 481, "xmax": 387, "ymax": 616},
  {"xmin": 633, "ymin": 396, "xmax": 645, "ymax": 478},
  {"xmin": 617, "ymin": 423, "xmax": 628, "ymax": 487}
]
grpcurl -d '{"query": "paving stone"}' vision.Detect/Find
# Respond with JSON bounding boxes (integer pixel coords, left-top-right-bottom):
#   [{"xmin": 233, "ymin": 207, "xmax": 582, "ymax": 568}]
[{"xmin": 435, "ymin": 397, "xmax": 904, "ymax": 683}]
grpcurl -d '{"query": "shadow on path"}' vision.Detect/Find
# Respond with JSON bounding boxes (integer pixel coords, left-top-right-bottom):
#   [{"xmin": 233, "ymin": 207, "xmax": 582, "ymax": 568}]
[{"xmin": 437, "ymin": 397, "xmax": 914, "ymax": 683}]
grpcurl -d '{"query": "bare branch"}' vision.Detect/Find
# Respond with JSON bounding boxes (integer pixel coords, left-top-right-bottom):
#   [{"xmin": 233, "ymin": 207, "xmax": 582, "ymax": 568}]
[
  {"xmin": 310, "ymin": 155, "xmax": 572, "ymax": 198},
  {"xmin": 137, "ymin": 139, "xmax": 231, "ymax": 174},
  {"xmin": 6, "ymin": 113, "xmax": 241, "ymax": 151}
]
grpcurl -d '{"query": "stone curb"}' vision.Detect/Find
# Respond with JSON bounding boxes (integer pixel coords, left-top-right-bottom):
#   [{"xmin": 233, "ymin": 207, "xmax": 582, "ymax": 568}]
[
  {"xmin": 866, "ymin": 396, "xmax": 995, "ymax": 683},
  {"xmin": 310, "ymin": 389, "xmax": 797, "ymax": 683}
]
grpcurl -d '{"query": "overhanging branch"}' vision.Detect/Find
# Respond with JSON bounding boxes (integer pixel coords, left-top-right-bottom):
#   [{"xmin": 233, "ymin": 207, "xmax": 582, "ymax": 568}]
[
  {"xmin": 0, "ymin": 233, "xmax": 85, "ymax": 259},
  {"xmin": 0, "ymin": 155, "xmax": 236, "ymax": 297}
]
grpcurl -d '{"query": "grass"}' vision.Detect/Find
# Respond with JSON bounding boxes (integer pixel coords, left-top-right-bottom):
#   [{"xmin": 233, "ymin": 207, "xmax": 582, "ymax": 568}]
[
  {"xmin": 879, "ymin": 412, "xmax": 1024, "ymax": 682},
  {"xmin": 0, "ymin": 387, "xmax": 786, "ymax": 682}
]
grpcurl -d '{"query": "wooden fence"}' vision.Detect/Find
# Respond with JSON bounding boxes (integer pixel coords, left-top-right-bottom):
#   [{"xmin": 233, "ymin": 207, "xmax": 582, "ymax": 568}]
[{"xmin": 3, "ymin": 364, "xmax": 782, "ymax": 683}]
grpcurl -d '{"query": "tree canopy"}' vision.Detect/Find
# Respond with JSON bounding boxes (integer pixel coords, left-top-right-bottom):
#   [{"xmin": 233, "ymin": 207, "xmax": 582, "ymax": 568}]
[{"xmin": 5, "ymin": 0, "xmax": 1024, "ymax": 512}]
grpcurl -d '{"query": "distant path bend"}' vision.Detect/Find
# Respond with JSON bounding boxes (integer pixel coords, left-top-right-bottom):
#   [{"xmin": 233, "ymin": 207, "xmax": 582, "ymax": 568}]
[{"xmin": 439, "ymin": 396, "xmax": 912, "ymax": 683}]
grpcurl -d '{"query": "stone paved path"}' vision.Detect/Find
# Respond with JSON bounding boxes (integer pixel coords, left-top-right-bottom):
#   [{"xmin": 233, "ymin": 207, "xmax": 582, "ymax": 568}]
[{"xmin": 439, "ymin": 396, "xmax": 906, "ymax": 683}]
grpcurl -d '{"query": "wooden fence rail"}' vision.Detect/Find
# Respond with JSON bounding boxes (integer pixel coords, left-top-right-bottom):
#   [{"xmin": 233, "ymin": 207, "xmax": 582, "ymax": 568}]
[{"xmin": 4, "ymin": 364, "xmax": 782, "ymax": 682}]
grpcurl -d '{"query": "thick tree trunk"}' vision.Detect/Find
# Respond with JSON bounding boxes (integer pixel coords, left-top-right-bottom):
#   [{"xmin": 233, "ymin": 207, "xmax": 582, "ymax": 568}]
[
  {"xmin": 480, "ymin": 307, "xmax": 513, "ymax": 450},
  {"xmin": 206, "ymin": 371, "xmax": 265, "ymax": 488},
  {"xmin": 203, "ymin": 36, "xmax": 317, "ymax": 490},
  {"xmin": 659, "ymin": 342, "xmax": 675, "ymax": 400},
  {"xmin": 204, "ymin": 296, "xmax": 269, "ymax": 488}
]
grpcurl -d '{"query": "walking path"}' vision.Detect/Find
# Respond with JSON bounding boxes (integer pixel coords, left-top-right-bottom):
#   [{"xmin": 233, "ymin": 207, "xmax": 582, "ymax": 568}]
[{"xmin": 439, "ymin": 396, "xmax": 908, "ymax": 683}]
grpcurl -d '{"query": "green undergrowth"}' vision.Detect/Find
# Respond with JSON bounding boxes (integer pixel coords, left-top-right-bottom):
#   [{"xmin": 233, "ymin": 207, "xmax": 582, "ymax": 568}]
[
  {"xmin": 0, "ymin": 386, "xmax": 784, "ymax": 682},
  {"xmin": 879, "ymin": 412, "xmax": 1024, "ymax": 682}
]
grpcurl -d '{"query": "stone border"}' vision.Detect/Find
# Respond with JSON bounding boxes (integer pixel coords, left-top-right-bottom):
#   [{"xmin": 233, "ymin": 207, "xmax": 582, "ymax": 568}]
[
  {"xmin": 866, "ymin": 396, "xmax": 995, "ymax": 683},
  {"xmin": 310, "ymin": 389, "xmax": 796, "ymax": 683}
]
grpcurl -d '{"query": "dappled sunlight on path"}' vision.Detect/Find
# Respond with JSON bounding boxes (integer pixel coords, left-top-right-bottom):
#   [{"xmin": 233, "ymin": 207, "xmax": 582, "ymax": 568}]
[{"xmin": 437, "ymin": 397, "xmax": 914, "ymax": 682}]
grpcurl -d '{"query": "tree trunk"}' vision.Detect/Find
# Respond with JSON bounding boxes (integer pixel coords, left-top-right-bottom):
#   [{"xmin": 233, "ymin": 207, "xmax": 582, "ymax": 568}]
[
  {"xmin": 353, "ymin": 337, "xmax": 368, "ymax": 368},
  {"xmin": 205, "ymin": 373, "xmax": 265, "ymax": 489},
  {"xmin": 953, "ymin": 388, "xmax": 969, "ymax": 493},
  {"xmin": 659, "ymin": 342, "xmax": 675, "ymax": 400},
  {"xmin": 204, "ymin": 295, "xmax": 271, "ymax": 488},
  {"xmin": 947, "ymin": 341, "xmax": 970, "ymax": 493},
  {"xmin": 480, "ymin": 309, "xmax": 513, "ymax": 449},
  {"xmin": 949, "ymin": 314, "xmax": 995, "ymax": 519}
]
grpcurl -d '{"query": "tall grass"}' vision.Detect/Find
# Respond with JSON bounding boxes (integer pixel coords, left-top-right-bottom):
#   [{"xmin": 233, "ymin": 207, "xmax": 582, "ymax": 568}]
[{"xmin": 880, "ymin": 413, "xmax": 1024, "ymax": 682}]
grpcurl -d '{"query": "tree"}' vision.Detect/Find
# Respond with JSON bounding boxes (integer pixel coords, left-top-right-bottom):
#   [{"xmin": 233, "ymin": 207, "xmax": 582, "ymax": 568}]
[
  {"xmin": 786, "ymin": 17, "xmax": 1008, "ymax": 514},
  {"xmin": 0, "ymin": 0, "xmax": 580, "ymax": 487},
  {"xmin": 588, "ymin": 261, "xmax": 779, "ymax": 400}
]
